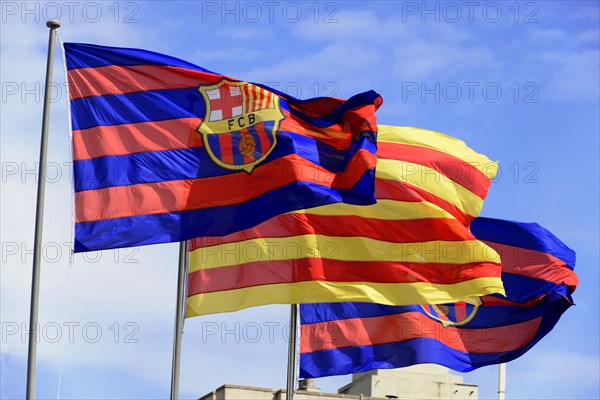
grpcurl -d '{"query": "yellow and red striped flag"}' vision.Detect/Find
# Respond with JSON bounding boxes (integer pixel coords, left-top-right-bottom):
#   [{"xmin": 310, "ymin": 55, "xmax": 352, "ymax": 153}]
[{"xmin": 186, "ymin": 126, "xmax": 504, "ymax": 316}]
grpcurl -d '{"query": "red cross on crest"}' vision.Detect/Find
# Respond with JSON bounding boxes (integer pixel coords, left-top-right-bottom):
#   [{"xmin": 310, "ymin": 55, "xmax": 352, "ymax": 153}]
[{"xmin": 205, "ymin": 85, "xmax": 243, "ymax": 121}]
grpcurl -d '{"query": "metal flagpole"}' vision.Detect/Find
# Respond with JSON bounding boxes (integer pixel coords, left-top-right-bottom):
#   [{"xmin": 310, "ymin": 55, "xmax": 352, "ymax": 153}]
[
  {"xmin": 170, "ymin": 241, "xmax": 188, "ymax": 399},
  {"xmin": 498, "ymin": 363, "xmax": 506, "ymax": 400},
  {"xmin": 26, "ymin": 19, "xmax": 61, "ymax": 399},
  {"xmin": 286, "ymin": 304, "xmax": 298, "ymax": 400}
]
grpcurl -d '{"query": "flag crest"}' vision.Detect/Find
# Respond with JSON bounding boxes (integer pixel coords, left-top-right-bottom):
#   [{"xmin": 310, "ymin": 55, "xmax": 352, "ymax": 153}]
[
  {"xmin": 198, "ymin": 80, "xmax": 283, "ymax": 173},
  {"xmin": 421, "ymin": 302, "xmax": 479, "ymax": 327}
]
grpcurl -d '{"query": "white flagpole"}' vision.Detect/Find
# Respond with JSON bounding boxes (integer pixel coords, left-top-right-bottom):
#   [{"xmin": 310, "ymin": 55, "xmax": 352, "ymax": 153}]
[
  {"xmin": 286, "ymin": 304, "xmax": 298, "ymax": 400},
  {"xmin": 498, "ymin": 363, "xmax": 506, "ymax": 400},
  {"xmin": 170, "ymin": 241, "xmax": 188, "ymax": 399},
  {"xmin": 26, "ymin": 19, "xmax": 61, "ymax": 399}
]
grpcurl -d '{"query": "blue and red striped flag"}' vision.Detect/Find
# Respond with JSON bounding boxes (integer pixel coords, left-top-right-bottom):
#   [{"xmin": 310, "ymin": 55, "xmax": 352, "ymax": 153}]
[
  {"xmin": 64, "ymin": 43, "xmax": 381, "ymax": 252},
  {"xmin": 299, "ymin": 217, "xmax": 577, "ymax": 377}
]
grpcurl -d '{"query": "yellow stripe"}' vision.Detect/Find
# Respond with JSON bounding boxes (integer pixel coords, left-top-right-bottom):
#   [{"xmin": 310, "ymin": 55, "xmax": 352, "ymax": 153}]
[
  {"xmin": 378, "ymin": 125, "xmax": 498, "ymax": 179},
  {"xmin": 291, "ymin": 199, "xmax": 454, "ymax": 220},
  {"xmin": 376, "ymin": 158, "xmax": 484, "ymax": 217},
  {"xmin": 188, "ymin": 236, "xmax": 500, "ymax": 272},
  {"xmin": 186, "ymin": 278, "xmax": 505, "ymax": 316}
]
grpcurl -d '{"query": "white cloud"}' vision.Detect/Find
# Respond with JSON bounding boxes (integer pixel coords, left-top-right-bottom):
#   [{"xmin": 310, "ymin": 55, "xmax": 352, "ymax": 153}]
[
  {"xmin": 537, "ymin": 49, "xmax": 600, "ymax": 99},
  {"xmin": 568, "ymin": 6, "xmax": 600, "ymax": 21}
]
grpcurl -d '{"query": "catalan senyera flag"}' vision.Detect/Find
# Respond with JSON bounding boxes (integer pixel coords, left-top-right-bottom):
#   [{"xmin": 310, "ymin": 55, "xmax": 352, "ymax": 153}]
[
  {"xmin": 186, "ymin": 126, "xmax": 504, "ymax": 316},
  {"xmin": 299, "ymin": 217, "xmax": 577, "ymax": 378},
  {"xmin": 64, "ymin": 43, "xmax": 381, "ymax": 252}
]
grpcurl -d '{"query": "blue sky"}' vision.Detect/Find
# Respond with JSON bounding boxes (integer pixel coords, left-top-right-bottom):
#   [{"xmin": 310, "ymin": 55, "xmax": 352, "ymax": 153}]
[{"xmin": 1, "ymin": 1, "xmax": 598, "ymax": 399}]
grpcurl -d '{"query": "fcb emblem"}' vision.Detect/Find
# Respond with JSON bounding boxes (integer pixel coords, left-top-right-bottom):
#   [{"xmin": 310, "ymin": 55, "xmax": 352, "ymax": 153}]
[
  {"xmin": 197, "ymin": 79, "xmax": 284, "ymax": 173},
  {"xmin": 421, "ymin": 302, "xmax": 480, "ymax": 327}
]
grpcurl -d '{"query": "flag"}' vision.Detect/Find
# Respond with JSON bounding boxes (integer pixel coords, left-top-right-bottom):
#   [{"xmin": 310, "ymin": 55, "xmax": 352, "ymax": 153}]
[
  {"xmin": 299, "ymin": 217, "xmax": 577, "ymax": 378},
  {"xmin": 64, "ymin": 43, "xmax": 381, "ymax": 252},
  {"xmin": 186, "ymin": 126, "xmax": 503, "ymax": 316}
]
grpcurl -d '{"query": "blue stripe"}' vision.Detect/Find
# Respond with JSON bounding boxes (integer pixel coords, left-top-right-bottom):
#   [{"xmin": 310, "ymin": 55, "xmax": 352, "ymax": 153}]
[
  {"xmin": 73, "ymin": 132, "xmax": 376, "ymax": 192},
  {"xmin": 300, "ymin": 294, "xmax": 572, "ymax": 378},
  {"xmin": 497, "ymin": 272, "xmax": 570, "ymax": 304},
  {"xmin": 300, "ymin": 338, "xmax": 512, "ymax": 377},
  {"xmin": 74, "ymin": 174, "xmax": 375, "ymax": 252},
  {"xmin": 471, "ymin": 217, "xmax": 576, "ymax": 269},
  {"xmin": 300, "ymin": 303, "xmax": 418, "ymax": 324},
  {"xmin": 230, "ymin": 132, "xmax": 243, "ymax": 165},
  {"xmin": 73, "ymin": 146, "xmax": 223, "ymax": 192},
  {"xmin": 64, "ymin": 42, "xmax": 216, "ymax": 72},
  {"xmin": 71, "ymin": 88, "xmax": 206, "ymax": 130},
  {"xmin": 206, "ymin": 133, "xmax": 222, "ymax": 161}
]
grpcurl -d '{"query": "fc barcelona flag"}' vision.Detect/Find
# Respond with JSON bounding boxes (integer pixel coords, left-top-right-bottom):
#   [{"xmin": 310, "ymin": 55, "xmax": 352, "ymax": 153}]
[
  {"xmin": 64, "ymin": 43, "xmax": 381, "ymax": 252},
  {"xmin": 300, "ymin": 217, "xmax": 577, "ymax": 377}
]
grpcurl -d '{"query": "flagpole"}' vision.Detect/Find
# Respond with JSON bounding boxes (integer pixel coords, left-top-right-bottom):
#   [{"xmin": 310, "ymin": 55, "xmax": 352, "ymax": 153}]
[
  {"xmin": 286, "ymin": 304, "xmax": 298, "ymax": 400},
  {"xmin": 170, "ymin": 241, "xmax": 188, "ymax": 399},
  {"xmin": 25, "ymin": 19, "xmax": 61, "ymax": 399},
  {"xmin": 498, "ymin": 363, "xmax": 506, "ymax": 400}
]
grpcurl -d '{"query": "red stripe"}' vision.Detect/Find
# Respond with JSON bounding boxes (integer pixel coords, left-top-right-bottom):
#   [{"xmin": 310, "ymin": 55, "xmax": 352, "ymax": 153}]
[
  {"xmin": 187, "ymin": 260, "xmax": 501, "ymax": 296},
  {"xmin": 68, "ymin": 64, "xmax": 222, "ymax": 99},
  {"xmin": 481, "ymin": 296, "xmax": 546, "ymax": 308},
  {"xmin": 377, "ymin": 142, "xmax": 490, "ymax": 199},
  {"xmin": 454, "ymin": 302, "xmax": 467, "ymax": 321},
  {"xmin": 482, "ymin": 241, "xmax": 578, "ymax": 288},
  {"xmin": 72, "ymin": 118, "xmax": 203, "ymax": 160},
  {"xmin": 259, "ymin": 86, "xmax": 266, "ymax": 110},
  {"xmin": 254, "ymin": 123, "xmax": 271, "ymax": 156},
  {"xmin": 259, "ymin": 87, "xmax": 267, "ymax": 110},
  {"xmin": 247, "ymin": 85, "xmax": 254, "ymax": 112},
  {"xmin": 246, "ymin": 85, "xmax": 253, "ymax": 112},
  {"xmin": 75, "ymin": 150, "xmax": 376, "ymax": 223},
  {"xmin": 375, "ymin": 178, "xmax": 471, "ymax": 224},
  {"xmin": 300, "ymin": 312, "xmax": 541, "ymax": 354},
  {"xmin": 243, "ymin": 85, "xmax": 251, "ymax": 114},
  {"xmin": 218, "ymin": 133, "xmax": 233, "ymax": 165},
  {"xmin": 253, "ymin": 85, "xmax": 260, "ymax": 112},
  {"xmin": 189, "ymin": 214, "xmax": 476, "ymax": 250},
  {"xmin": 265, "ymin": 90, "xmax": 272, "ymax": 108}
]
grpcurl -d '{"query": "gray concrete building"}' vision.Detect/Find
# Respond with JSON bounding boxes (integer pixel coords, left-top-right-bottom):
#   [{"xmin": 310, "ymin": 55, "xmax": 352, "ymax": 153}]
[{"xmin": 199, "ymin": 365, "xmax": 478, "ymax": 400}]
